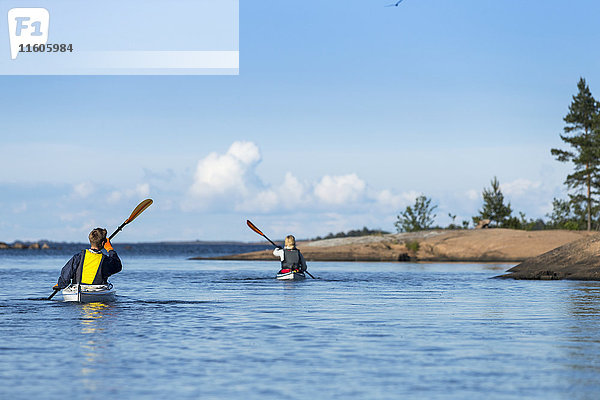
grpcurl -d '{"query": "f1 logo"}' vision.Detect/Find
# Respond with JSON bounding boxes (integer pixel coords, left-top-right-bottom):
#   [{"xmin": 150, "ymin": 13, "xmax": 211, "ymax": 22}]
[{"xmin": 7, "ymin": 8, "xmax": 49, "ymax": 60}]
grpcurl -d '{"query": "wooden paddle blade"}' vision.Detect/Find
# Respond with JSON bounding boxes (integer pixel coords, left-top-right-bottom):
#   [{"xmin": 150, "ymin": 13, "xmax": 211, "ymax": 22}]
[
  {"xmin": 125, "ymin": 199, "xmax": 153, "ymax": 224},
  {"xmin": 246, "ymin": 220, "xmax": 265, "ymax": 236}
]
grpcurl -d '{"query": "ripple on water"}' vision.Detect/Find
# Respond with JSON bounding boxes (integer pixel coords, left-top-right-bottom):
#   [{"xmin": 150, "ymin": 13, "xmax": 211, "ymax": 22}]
[{"xmin": 2, "ymin": 259, "xmax": 600, "ymax": 399}]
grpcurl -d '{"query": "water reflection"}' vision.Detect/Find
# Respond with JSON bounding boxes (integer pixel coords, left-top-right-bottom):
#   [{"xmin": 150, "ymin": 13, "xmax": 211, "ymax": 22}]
[
  {"xmin": 568, "ymin": 283, "xmax": 600, "ymax": 316},
  {"xmin": 559, "ymin": 283, "xmax": 600, "ymax": 392},
  {"xmin": 79, "ymin": 302, "xmax": 113, "ymax": 394}
]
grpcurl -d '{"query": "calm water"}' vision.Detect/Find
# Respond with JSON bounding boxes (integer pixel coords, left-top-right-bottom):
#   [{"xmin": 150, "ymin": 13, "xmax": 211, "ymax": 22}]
[{"xmin": 1, "ymin": 244, "xmax": 600, "ymax": 399}]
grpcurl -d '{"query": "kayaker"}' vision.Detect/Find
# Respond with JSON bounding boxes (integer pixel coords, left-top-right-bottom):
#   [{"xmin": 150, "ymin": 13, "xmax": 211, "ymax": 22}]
[
  {"xmin": 273, "ymin": 235, "xmax": 307, "ymax": 274},
  {"xmin": 53, "ymin": 228, "xmax": 122, "ymax": 291}
]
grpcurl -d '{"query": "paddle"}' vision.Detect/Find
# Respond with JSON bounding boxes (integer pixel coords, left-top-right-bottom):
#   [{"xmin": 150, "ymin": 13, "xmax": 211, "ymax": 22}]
[
  {"xmin": 108, "ymin": 198, "xmax": 153, "ymax": 240},
  {"xmin": 48, "ymin": 199, "xmax": 153, "ymax": 300},
  {"xmin": 246, "ymin": 220, "xmax": 315, "ymax": 279}
]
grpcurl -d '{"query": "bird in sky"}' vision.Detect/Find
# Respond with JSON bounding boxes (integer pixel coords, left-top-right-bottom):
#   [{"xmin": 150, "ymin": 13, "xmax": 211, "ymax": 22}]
[{"xmin": 385, "ymin": 0, "xmax": 405, "ymax": 6}]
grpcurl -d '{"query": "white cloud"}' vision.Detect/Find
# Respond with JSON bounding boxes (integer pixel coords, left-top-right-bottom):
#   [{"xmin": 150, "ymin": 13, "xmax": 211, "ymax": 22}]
[
  {"xmin": 235, "ymin": 172, "xmax": 311, "ymax": 212},
  {"xmin": 279, "ymin": 172, "xmax": 310, "ymax": 207},
  {"xmin": 186, "ymin": 141, "xmax": 427, "ymax": 217},
  {"xmin": 466, "ymin": 189, "xmax": 479, "ymax": 201},
  {"xmin": 189, "ymin": 141, "xmax": 261, "ymax": 206},
  {"xmin": 375, "ymin": 189, "xmax": 419, "ymax": 209},
  {"xmin": 59, "ymin": 210, "xmax": 89, "ymax": 222},
  {"xmin": 239, "ymin": 189, "xmax": 279, "ymax": 212},
  {"xmin": 501, "ymin": 179, "xmax": 541, "ymax": 197},
  {"xmin": 72, "ymin": 182, "xmax": 94, "ymax": 198},
  {"xmin": 314, "ymin": 174, "xmax": 366, "ymax": 205},
  {"xmin": 108, "ymin": 191, "xmax": 122, "ymax": 204},
  {"xmin": 107, "ymin": 183, "xmax": 151, "ymax": 204},
  {"xmin": 135, "ymin": 183, "xmax": 150, "ymax": 198}
]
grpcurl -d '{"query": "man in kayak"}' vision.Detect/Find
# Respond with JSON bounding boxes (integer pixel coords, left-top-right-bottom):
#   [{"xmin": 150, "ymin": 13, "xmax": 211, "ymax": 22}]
[
  {"xmin": 53, "ymin": 228, "xmax": 122, "ymax": 291},
  {"xmin": 273, "ymin": 235, "xmax": 307, "ymax": 274}
]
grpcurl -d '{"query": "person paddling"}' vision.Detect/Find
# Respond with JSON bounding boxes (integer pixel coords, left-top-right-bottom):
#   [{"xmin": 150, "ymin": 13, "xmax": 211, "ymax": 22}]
[
  {"xmin": 53, "ymin": 228, "xmax": 122, "ymax": 292},
  {"xmin": 273, "ymin": 235, "xmax": 307, "ymax": 274}
]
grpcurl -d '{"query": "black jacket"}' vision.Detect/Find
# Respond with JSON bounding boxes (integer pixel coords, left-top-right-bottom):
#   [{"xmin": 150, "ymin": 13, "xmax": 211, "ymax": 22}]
[{"xmin": 57, "ymin": 249, "xmax": 122, "ymax": 289}]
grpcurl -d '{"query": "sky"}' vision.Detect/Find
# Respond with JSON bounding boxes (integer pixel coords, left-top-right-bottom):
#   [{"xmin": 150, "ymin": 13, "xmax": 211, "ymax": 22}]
[{"xmin": 1, "ymin": 0, "xmax": 600, "ymax": 243}]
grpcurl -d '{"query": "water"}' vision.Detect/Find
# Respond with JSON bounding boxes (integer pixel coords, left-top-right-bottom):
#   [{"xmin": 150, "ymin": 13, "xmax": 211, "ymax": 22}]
[{"xmin": 2, "ymin": 244, "xmax": 600, "ymax": 399}]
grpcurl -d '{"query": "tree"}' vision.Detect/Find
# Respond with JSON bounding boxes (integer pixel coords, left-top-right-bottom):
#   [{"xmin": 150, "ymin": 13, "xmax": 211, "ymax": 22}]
[
  {"xmin": 551, "ymin": 77, "xmax": 600, "ymax": 231},
  {"xmin": 541, "ymin": 197, "xmax": 600, "ymax": 231},
  {"xmin": 446, "ymin": 213, "xmax": 468, "ymax": 230},
  {"xmin": 546, "ymin": 198, "xmax": 584, "ymax": 230},
  {"xmin": 446, "ymin": 213, "xmax": 460, "ymax": 230},
  {"xmin": 474, "ymin": 176, "xmax": 512, "ymax": 227},
  {"xmin": 395, "ymin": 195, "xmax": 437, "ymax": 232}
]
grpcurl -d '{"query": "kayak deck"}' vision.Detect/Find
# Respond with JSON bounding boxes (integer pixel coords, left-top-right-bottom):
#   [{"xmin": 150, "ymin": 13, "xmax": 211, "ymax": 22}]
[
  {"xmin": 62, "ymin": 283, "xmax": 116, "ymax": 303},
  {"xmin": 276, "ymin": 271, "xmax": 306, "ymax": 280}
]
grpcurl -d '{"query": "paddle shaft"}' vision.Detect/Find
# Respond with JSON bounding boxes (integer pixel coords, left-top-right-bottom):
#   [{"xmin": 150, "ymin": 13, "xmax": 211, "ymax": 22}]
[
  {"xmin": 48, "ymin": 223, "xmax": 127, "ymax": 300},
  {"xmin": 276, "ymin": 245, "xmax": 315, "ymax": 279},
  {"xmin": 109, "ymin": 198, "xmax": 153, "ymax": 240},
  {"xmin": 48, "ymin": 199, "xmax": 153, "ymax": 300},
  {"xmin": 246, "ymin": 220, "xmax": 315, "ymax": 279},
  {"xmin": 261, "ymin": 233, "xmax": 280, "ymax": 249},
  {"xmin": 108, "ymin": 222, "xmax": 126, "ymax": 240},
  {"xmin": 261, "ymin": 232, "xmax": 315, "ymax": 278}
]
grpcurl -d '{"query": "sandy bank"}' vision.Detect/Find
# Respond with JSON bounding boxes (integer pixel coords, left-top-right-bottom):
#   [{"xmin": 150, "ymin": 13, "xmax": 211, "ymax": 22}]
[{"xmin": 191, "ymin": 229, "xmax": 593, "ymax": 263}]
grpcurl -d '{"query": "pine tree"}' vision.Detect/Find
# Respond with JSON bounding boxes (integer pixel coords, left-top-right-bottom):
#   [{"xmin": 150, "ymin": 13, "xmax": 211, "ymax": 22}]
[
  {"xmin": 395, "ymin": 195, "xmax": 437, "ymax": 232},
  {"xmin": 551, "ymin": 77, "xmax": 600, "ymax": 231},
  {"xmin": 475, "ymin": 176, "xmax": 512, "ymax": 227},
  {"xmin": 546, "ymin": 198, "xmax": 581, "ymax": 230}
]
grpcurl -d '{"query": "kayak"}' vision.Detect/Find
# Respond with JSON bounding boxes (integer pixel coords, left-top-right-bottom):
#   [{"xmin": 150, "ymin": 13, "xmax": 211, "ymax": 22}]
[
  {"xmin": 62, "ymin": 283, "xmax": 116, "ymax": 303},
  {"xmin": 276, "ymin": 270, "xmax": 306, "ymax": 280}
]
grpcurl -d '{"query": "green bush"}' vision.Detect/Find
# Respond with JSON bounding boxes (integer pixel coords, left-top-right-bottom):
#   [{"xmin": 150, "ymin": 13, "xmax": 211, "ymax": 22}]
[
  {"xmin": 395, "ymin": 195, "xmax": 437, "ymax": 232},
  {"xmin": 406, "ymin": 240, "xmax": 420, "ymax": 253}
]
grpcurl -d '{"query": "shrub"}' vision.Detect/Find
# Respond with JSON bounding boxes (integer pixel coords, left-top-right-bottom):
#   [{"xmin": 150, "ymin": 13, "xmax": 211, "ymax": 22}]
[{"xmin": 405, "ymin": 240, "xmax": 420, "ymax": 253}]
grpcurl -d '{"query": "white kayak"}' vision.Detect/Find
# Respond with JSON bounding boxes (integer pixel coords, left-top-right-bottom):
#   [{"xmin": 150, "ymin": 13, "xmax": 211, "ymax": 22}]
[
  {"xmin": 62, "ymin": 283, "xmax": 116, "ymax": 303},
  {"xmin": 276, "ymin": 271, "xmax": 306, "ymax": 280}
]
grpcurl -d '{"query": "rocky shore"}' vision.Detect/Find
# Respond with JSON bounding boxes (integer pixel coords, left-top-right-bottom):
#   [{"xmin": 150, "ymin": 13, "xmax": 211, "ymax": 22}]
[
  {"xmin": 192, "ymin": 229, "xmax": 593, "ymax": 263},
  {"xmin": 0, "ymin": 241, "xmax": 50, "ymax": 250},
  {"xmin": 497, "ymin": 233, "xmax": 600, "ymax": 280}
]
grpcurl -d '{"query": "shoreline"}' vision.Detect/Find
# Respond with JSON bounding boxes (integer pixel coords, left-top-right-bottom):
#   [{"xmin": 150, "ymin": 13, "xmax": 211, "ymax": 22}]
[{"xmin": 191, "ymin": 229, "xmax": 594, "ymax": 263}]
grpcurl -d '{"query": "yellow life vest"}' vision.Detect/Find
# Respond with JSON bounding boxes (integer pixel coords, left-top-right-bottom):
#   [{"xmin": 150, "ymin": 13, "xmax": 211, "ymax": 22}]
[{"xmin": 80, "ymin": 250, "xmax": 104, "ymax": 284}]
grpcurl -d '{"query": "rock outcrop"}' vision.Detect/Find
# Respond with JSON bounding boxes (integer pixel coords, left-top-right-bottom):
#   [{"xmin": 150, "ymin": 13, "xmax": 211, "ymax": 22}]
[
  {"xmin": 498, "ymin": 234, "xmax": 600, "ymax": 280},
  {"xmin": 192, "ymin": 229, "xmax": 592, "ymax": 263},
  {"xmin": 475, "ymin": 219, "xmax": 491, "ymax": 229},
  {"xmin": 0, "ymin": 241, "xmax": 50, "ymax": 250}
]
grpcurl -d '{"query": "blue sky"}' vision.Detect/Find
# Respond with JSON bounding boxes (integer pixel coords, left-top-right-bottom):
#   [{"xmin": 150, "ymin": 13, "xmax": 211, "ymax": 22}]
[{"xmin": 1, "ymin": 0, "xmax": 600, "ymax": 242}]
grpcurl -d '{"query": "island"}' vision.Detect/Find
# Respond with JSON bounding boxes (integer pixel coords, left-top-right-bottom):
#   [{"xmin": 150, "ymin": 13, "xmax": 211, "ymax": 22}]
[{"xmin": 191, "ymin": 228, "xmax": 596, "ymax": 265}]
